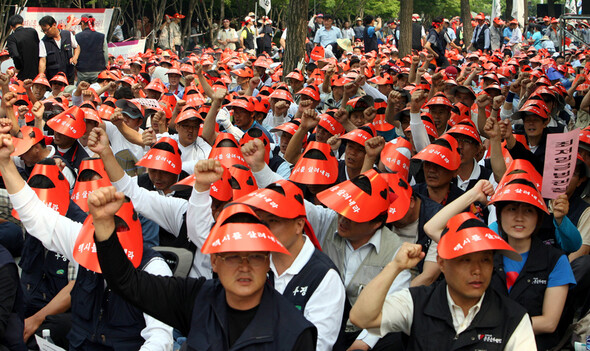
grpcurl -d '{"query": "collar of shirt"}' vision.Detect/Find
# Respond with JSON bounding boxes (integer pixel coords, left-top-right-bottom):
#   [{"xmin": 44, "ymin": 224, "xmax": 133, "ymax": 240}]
[
  {"xmin": 457, "ymin": 158, "xmax": 481, "ymax": 189},
  {"xmin": 270, "ymin": 235, "xmax": 314, "ymax": 283},
  {"xmin": 446, "ymin": 286, "xmax": 485, "ymax": 335},
  {"xmin": 342, "ymin": 227, "xmax": 382, "ymax": 255}
]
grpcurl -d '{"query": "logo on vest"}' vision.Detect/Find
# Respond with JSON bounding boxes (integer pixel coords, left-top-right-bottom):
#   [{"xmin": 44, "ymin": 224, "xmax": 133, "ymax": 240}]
[
  {"xmin": 292, "ymin": 286, "xmax": 308, "ymax": 296},
  {"xmin": 478, "ymin": 334, "xmax": 502, "ymax": 344},
  {"xmin": 532, "ymin": 277, "xmax": 547, "ymax": 285}
]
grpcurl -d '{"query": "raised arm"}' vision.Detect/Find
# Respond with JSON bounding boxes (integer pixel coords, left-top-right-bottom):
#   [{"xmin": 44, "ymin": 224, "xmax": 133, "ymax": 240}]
[{"xmin": 423, "ymin": 180, "xmax": 493, "ymax": 242}]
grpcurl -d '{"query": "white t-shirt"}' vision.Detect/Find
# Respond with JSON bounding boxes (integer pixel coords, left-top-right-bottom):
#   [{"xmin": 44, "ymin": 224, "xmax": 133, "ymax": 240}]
[
  {"xmin": 39, "ymin": 32, "xmax": 78, "ymax": 57},
  {"xmin": 155, "ymin": 133, "xmax": 212, "ymax": 175},
  {"xmin": 104, "ymin": 121, "xmax": 147, "ymax": 161}
]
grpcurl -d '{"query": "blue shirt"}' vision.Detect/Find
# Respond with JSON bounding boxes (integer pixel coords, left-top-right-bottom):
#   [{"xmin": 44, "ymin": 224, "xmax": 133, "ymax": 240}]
[
  {"xmin": 503, "ymin": 27, "xmax": 513, "ymax": 44},
  {"xmin": 502, "ymin": 252, "xmax": 576, "ymax": 292},
  {"xmin": 532, "ymin": 31, "xmax": 543, "ymax": 50},
  {"xmin": 313, "ymin": 26, "xmax": 342, "ymax": 47}
]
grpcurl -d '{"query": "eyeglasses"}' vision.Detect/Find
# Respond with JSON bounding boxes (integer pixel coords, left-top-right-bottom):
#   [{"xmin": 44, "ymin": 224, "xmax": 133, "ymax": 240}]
[
  {"xmin": 216, "ymin": 253, "xmax": 269, "ymax": 267},
  {"xmin": 177, "ymin": 123, "xmax": 200, "ymax": 131}
]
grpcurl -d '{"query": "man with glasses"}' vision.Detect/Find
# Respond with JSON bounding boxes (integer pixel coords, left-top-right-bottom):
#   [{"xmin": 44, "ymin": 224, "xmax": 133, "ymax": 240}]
[
  {"xmin": 90, "ymin": 186, "xmax": 317, "ymax": 350},
  {"xmin": 38, "ymin": 16, "xmax": 79, "ymax": 84}
]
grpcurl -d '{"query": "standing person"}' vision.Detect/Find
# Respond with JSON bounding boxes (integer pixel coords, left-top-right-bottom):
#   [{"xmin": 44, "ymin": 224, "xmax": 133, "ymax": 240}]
[
  {"xmin": 363, "ymin": 15, "xmax": 382, "ymax": 55},
  {"xmin": 170, "ymin": 13, "xmax": 184, "ymax": 55},
  {"xmin": 38, "ymin": 16, "xmax": 79, "ymax": 85},
  {"xmin": 5, "ymin": 14, "xmax": 40, "ymax": 80},
  {"xmin": 341, "ymin": 21, "xmax": 355, "ymax": 41},
  {"xmin": 468, "ymin": 13, "xmax": 490, "ymax": 53},
  {"xmin": 158, "ymin": 15, "xmax": 173, "ymax": 50},
  {"xmin": 508, "ymin": 19, "xmax": 523, "ymax": 51},
  {"xmin": 257, "ymin": 17, "xmax": 274, "ymax": 55},
  {"xmin": 411, "ymin": 14, "xmax": 426, "ymax": 52},
  {"xmin": 111, "ymin": 17, "xmax": 124, "ymax": 42},
  {"xmin": 313, "ymin": 14, "xmax": 342, "ymax": 57},
  {"xmin": 353, "ymin": 17, "xmax": 364, "ymax": 41},
  {"xmin": 75, "ymin": 15, "xmax": 107, "ymax": 84},
  {"xmin": 216, "ymin": 19, "xmax": 238, "ymax": 50},
  {"xmin": 490, "ymin": 17, "xmax": 504, "ymax": 51},
  {"xmin": 424, "ymin": 17, "xmax": 448, "ymax": 68},
  {"xmin": 240, "ymin": 17, "xmax": 256, "ymax": 54}
]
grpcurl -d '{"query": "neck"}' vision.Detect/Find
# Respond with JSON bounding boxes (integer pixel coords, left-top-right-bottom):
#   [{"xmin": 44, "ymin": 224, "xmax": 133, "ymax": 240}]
[
  {"xmin": 225, "ymin": 289, "xmax": 263, "ymax": 311},
  {"xmin": 427, "ymin": 183, "xmax": 450, "ymax": 204},
  {"xmin": 346, "ymin": 166, "xmax": 361, "ymax": 180},
  {"xmin": 272, "ymin": 236, "xmax": 305, "ymax": 276},
  {"xmin": 448, "ymin": 285, "xmax": 481, "ymax": 317},
  {"xmin": 528, "ymin": 133, "xmax": 543, "ymax": 147},
  {"xmin": 507, "ymin": 235, "xmax": 532, "ymax": 254},
  {"xmin": 457, "ymin": 160, "xmax": 475, "ymax": 181}
]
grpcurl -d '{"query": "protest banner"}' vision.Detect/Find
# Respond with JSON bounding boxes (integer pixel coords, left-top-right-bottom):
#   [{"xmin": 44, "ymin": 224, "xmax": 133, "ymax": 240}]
[
  {"xmin": 541, "ymin": 128, "xmax": 580, "ymax": 199},
  {"xmin": 20, "ymin": 7, "xmax": 114, "ymax": 38},
  {"xmin": 108, "ymin": 39, "xmax": 146, "ymax": 60}
]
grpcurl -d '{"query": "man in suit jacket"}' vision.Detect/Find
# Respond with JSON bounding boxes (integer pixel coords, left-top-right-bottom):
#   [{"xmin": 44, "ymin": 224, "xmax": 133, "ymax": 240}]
[{"xmin": 5, "ymin": 14, "xmax": 40, "ymax": 80}]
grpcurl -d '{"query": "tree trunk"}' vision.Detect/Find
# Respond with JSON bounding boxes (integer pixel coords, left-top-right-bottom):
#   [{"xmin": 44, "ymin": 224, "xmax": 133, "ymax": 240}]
[
  {"xmin": 283, "ymin": 0, "xmax": 308, "ymax": 77},
  {"xmin": 220, "ymin": 0, "xmax": 225, "ymax": 24},
  {"xmin": 461, "ymin": 0, "xmax": 472, "ymax": 49},
  {"xmin": 398, "ymin": 0, "xmax": 413, "ymax": 57},
  {"xmin": 183, "ymin": 0, "xmax": 197, "ymax": 51},
  {"xmin": 506, "ymin": 0, "xmax": 513, "ymax": 19}
]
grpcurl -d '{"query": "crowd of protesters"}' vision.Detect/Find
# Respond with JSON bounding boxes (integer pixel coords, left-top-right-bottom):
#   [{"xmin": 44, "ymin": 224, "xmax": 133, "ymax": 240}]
[{"xmin": 0, "ymin": 7, "xmax": 590, "ymax": 351}]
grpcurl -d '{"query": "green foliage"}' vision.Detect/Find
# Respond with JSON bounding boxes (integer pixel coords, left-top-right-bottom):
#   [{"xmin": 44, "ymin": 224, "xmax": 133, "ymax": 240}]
[{"xmin": 414, "ymin": 0, "xmax": 460, "ymax": 18}]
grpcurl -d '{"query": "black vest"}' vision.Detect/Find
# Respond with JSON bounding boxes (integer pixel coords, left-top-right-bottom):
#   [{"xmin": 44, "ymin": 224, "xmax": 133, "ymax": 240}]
[
  {"xmin": 474, "ymin": 24, "xmax": 489, "ymax": 50},
  {"xmin": 412, "ymin": 23, "xmax": 423, "ymax": 51},
  {"xmin": 465, "ymin": 164, "xmax": 494, "ymax": 191},
  {"xmin": 75, "ymin": 28, "xmax": 106, "ymax": 72},
  {"xmin": 415, "ymin": 193, "xmax": 443, "ymax": 272},
  {"xmin": 243, "ymin": 27, "xmax": 255, "ymax": 50},
  {"xmin": 0, "ymin": 244, "xmax": 27, "ymax": 351},
  {"xmin": 491, "ymin": 237, "xmax": 564, "ymax": 350},
  {"xmin": 427, "ymin": 28, "xmax": 445, "ymax": 58},
  {"xmin": 363, "ymin": 26, "xmax": 378, "ymax": 54},
  {"xmin": 52, "ymin": 140, "xmax": 89, "ymax": 172},
  {"xmin": 268, "ymin": 146, "xmax": 285, "ymax": 173},
  {"xmin": 186, "ymin": 280, "xmax": 317, "ymax": 350},
  {"xmin": 42, "ymin": 30, "xmax": 74, "ymax": 83},
  {"xmin": 406, "ymin": 281, "xmax": 527, "ymax": 350},
  {"xmin": 136, "ymin": 172, "xmax": 196, "ymax": 252},
  {"xmin": 68, "ymin": 247, "xmax": 161, "ymax": 350},
  {"xmin": 20, "ymin": 200, "xmax": 86, "ymax": 317},
  {"xmin": 566, "ymin": 187, "xmax": 590, "ymax": 226},
  {"xmin": 281, "ymin": 248, "xmax": 339, "ymax": 312}
]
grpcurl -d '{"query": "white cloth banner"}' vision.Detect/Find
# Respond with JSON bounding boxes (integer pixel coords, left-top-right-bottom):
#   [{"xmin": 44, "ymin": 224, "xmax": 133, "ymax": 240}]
[
  {"xmin": 108, "ymin": 39, "xmax": 146, "ymax": 60},
  {"xmin": 259, "ymin": 0, "xmax": 271, "ymax": 15},
  {"xmin": 511, "ymin": 0, "xmax": 525, "ymax": 27},
  {"xmin": 20, "ymin": 7, "xmax": 114, "ymax": 37},
  {"xmin": 491, "ymin": 0, "xmax": 502, "ymax": 21},
  {"xmin": 566, "ymin": 0, "xmax": 577, "ymax": 13}
]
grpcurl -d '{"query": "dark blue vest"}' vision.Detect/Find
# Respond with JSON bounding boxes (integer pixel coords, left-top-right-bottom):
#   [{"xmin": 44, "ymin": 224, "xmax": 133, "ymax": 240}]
[
  {"xmin": 19, "ymin": 200, "xmax": 86, "ymax": 317},
  {"xmin": 268, "ymin": 146, "xmax": 285, "ymax": 174},
  {"xmin": 75, "ymin": 28, "xmax": 106, "ymax": 73},
  {"xmin": 51, "ymin": 141, "xmax": 89, "ymax": 172},
  {"xmin": 0, "ymin": 244, "xmax": 27, "ymax": 351},
  {"xmin": 406, "ymin": 281, "xmax": 526, "ymax": 350},
  {"xmin": 491, "ymin": 237, "xmax": 564, "ymax": 350},
  {"xmin": 186, "ymin": 280, "xmax": 316, "ymax": 350},
  {"xmin": 415, "ymin": 193, "xmax": 443, "ymax": 273},
  {"xmin": 67, "ymin": 247, "xmax": 161, "ymax": 350},
  {"xmin": 363, "ymin": 26, "xmax": 378, "ymax": 54},
  {"xmin": 42, "ymin": 30, "xmax": 74, "ymax": 83}
]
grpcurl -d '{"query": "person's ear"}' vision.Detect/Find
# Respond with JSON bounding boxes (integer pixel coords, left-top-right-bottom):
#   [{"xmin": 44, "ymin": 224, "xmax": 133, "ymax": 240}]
[{"xmin": 210, "ymin": 254, "xmax": 219, "ymax": 273}]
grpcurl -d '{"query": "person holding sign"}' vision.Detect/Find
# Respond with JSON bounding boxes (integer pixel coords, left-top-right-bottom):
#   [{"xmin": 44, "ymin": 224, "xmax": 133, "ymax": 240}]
[{"xmin": 424, "ymin": 178, "xmax": 575, "ymax": 350}]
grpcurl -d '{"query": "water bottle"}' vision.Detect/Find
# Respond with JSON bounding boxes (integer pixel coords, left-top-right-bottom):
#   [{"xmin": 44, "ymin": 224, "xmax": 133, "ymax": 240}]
[
  {"xmin": 42, "ymin": 329, "xmax": 54, "ymax": 344},
  {"xmin": 586, "ymin": 334, "xmax": 590, "ymax": 350}
]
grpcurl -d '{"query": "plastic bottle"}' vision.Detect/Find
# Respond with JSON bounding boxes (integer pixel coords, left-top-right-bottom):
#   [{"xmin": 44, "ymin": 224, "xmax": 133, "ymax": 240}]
[
  {"xmin": 586, "ymin": 334, "xmax": 590, "ymax": 350},
  {"xmin": 42, "ymin": 329, "xmax": 54, "ymax": 344}
]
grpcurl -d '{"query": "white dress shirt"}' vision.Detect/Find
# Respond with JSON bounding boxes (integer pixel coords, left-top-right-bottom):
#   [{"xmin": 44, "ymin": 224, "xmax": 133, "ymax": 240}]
[
  {"xmin": 270, "ymin": 236, "xmax": 345, "ymax": 351},
  {"xmin": 155, "ymin": 133, "xmax": 212, "ymax": 175}
]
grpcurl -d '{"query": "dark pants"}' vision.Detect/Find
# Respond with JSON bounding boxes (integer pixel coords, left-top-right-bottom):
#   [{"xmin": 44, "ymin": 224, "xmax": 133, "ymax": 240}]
[{"xmin": 26, "ymin": 313, "xmax": 72, "ymax": 350}]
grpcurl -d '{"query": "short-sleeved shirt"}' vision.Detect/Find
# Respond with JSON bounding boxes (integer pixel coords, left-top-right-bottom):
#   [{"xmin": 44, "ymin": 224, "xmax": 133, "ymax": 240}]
[
  {"xmin": 503, "ymin": 252, "xmax": 576, "ymax": 291},
  {"xmin": 39, "ymin": 31, "xmax": 78, "ymax": 57}
]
